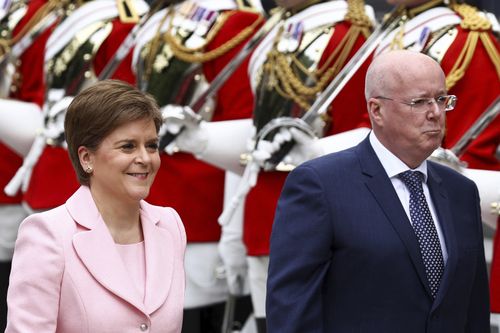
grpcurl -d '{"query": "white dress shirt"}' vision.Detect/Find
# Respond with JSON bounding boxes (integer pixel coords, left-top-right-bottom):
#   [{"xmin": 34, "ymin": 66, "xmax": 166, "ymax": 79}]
[{"xmin": 369, "ymin": 131, "xmax": 448, "ymax": 263}]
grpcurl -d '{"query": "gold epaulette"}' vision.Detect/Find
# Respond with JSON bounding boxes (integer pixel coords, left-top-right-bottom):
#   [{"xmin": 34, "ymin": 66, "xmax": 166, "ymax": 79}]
[
  {"xmin": 451, "ymin": 3, "xmax": 491, "ymax": 31},
  {"xmin": 164, "ymin": 9, "xmax": 263, "ymax": 63},
  {"xmin": 445, "ymin": 3, "xmax": 499, "ymax": 90}
]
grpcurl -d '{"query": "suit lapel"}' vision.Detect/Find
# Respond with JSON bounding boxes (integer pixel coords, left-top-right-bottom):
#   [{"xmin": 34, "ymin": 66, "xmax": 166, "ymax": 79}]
[
  {"xmin": 72, "ymin": 215, "xmax": 146, "ymax": 313},
  {"xmin": 140, "ymin": 204, "xmax": 175, "ymax": 314},
  {"xmin": 426, "ymin": 164, "xmax": 458, "ymax": 309},
  {"xmin": 356, "ymin": 139, "xmax": 433, "ymax": 298},
  {"xmin": 67, "ymin": 186, "xmax": 146, "ymax": 314}
]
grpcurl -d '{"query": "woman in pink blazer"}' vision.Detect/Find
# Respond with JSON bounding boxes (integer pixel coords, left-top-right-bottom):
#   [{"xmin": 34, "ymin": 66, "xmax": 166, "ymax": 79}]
[{"xmin": 6, "ymin": 80, "xmax": 186, "ymax": 332}]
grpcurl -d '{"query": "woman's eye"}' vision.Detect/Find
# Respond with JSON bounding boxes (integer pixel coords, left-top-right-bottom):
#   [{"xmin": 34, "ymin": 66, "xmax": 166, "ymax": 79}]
[
  {"xmin": 147, "ymin": 143, "xmax": 159, "ymax": 151},
  {"xmin": 121, "ymin": 143, "xmax": 135, "ymax": 150}
]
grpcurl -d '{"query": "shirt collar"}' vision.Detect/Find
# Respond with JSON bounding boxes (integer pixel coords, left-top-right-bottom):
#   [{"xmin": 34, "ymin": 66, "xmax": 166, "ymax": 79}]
[{"xmin": 369, "ymin": 131, "xmax": 428, "ymax": 182}]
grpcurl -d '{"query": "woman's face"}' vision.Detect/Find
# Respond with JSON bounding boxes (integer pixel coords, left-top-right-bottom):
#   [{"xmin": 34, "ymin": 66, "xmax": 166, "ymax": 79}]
[{"xmin": 85, "ymin": 118, "xmax": 160, "ymax": 205}]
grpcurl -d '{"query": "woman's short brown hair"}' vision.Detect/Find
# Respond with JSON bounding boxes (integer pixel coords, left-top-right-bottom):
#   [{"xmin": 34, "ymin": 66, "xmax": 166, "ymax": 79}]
[{"xmin": 64, "ymin": 79, "xmax": 162, "ymax": 186}]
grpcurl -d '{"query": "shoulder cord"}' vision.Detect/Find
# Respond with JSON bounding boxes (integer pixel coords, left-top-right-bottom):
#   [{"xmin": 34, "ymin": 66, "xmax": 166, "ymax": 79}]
[
  {"xmin": 0, "ymin": 0, "xmax": 68, "ymax": 56},
  {"xmin": 164, "ymin": 9, "xmax": 263, "ymax": 63},
  {"xmin": 445, "ymin": 3, "xmax": 499, "ymax": 90},
  {"xmin": 265, "ymin": 0, "xmax": 372, "ymax": 110}
]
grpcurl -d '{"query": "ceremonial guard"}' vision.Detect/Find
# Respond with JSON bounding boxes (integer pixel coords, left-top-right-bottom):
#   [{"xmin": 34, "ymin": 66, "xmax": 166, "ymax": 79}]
[
  {"xmin": 373, "ymin": 0, "xmax": 500, "ymax": 322},
  {"xmin": 0, "ymin": 0, "xmax": 66, "ymax": 329},
  {"xmin": 4, "ymin": 0, "xmax": 150, "ymax": 214},
  {"xmin": 132, "ymin": 1, "xmax": 265, "ymax": 330},
  {"xmin": 164, "ymin": 0, "xmax": 375, "ymax": 331}
]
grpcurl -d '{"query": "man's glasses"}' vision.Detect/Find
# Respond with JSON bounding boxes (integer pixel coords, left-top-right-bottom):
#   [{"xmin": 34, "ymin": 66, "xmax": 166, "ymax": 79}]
[{"xmin": 375, "ymin": 95, "xmax": 457, "ymax": 112}]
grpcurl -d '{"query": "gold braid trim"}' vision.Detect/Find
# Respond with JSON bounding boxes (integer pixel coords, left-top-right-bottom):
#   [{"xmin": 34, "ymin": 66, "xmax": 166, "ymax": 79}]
[
  {"xmin": 7, "ymin": 0, "xmax": 66, "ymax": 48},
  {"xmin": 164, "ymin": 11, "xmax": 263, "ymax": 63},
  {"xmin": 389, "ymin": 13, "xmax": 407, "ymax": 50},
  {"xmin": 445, "ymin": 3, "xmax": 499, "ymax": 89},
  {"xmin": 265, "ymin": 0, "xmax": 371, "ymax": 109},
  {"xmin": 265, "ymin": 25, "xmax": 365, "ymax": 109},
  {"xmin": 444, "ymin": 30, "xmax": 478, "ymax": 90},
  {"xmin": 0, "ymin": 38, "xmax": 9, "ymax": 58},
  {"xmin": 452, "ymin": 3, "xmax": 491, "ymax": 31},
  {"xmin": 344, "ymin": 0, "xmax": 372, "ymax": 35},
  {"xmin": 276, "ymin": 27, "xmax": 360, "ymax": 103},
  {"xmin": 480, "ymin": 32, "xmax": 500, "ymax": 80}
]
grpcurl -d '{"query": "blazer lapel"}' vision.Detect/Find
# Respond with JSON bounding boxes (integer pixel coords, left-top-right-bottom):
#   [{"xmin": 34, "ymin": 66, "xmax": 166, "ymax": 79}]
[
  {"xmin": 140, "ymin": 204, "xmax": 175, "ymax": 314},
  {"xmin": 67, "ymin": 187, "xmax": 147, "ymax": 314},
  {"xmin": 356, "ymin": 138, "xmax": 433, "ymax": 298},
  {"xmin": 426, "ymin": 164, "xmax": 458, "ymax": 309}
]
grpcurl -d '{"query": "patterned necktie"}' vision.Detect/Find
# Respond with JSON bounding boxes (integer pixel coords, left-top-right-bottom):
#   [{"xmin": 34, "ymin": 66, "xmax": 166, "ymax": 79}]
[{"xmin": 399, "ymin": 170, "xmax": 445, "ymax": 298}]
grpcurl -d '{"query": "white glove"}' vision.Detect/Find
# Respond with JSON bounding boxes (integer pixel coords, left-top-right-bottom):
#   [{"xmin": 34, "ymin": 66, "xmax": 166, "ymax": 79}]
[
  {"xmin": 219, "ymin": 172, "xmax": 249, "ymax": 295},
  {"xmin": 218, "ymin": 232, "xmax": 248, "ymax": 295},
  {"xmin": 252, "ymin": 126, "xmax": 322, "ymax": 169},
  {"xmin": 161, "ymin": 105, "xmax": 208, "ymax": 156}
]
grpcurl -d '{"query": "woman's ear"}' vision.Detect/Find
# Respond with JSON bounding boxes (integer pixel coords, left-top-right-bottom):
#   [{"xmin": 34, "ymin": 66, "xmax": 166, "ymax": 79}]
[{"xmin": 78, "ymin": 146, "xmax": 92, "ymax": 171}]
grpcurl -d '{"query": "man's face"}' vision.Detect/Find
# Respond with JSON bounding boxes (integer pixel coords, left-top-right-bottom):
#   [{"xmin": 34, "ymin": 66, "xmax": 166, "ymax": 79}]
[{"xmin": 373, "ymin": 63, "xmax": 447, "ymax": 168}]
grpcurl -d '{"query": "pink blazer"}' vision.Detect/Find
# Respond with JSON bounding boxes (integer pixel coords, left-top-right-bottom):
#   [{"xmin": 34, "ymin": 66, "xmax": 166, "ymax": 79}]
[{"xmin": 6, "ymin": 186, "xmax": 186, "ymax": 333}]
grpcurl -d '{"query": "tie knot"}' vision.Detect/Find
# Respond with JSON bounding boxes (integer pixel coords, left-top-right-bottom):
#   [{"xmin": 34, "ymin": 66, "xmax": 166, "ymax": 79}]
[{"xmin": 398, "ymin": 170, "xmax": 424, "ymax": 191}]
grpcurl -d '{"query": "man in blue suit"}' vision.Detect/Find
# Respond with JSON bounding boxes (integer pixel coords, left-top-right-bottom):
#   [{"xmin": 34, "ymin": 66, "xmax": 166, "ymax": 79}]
[{"xmin": 266, "ymin": 50, "xmax": 490, "ymax": 332}]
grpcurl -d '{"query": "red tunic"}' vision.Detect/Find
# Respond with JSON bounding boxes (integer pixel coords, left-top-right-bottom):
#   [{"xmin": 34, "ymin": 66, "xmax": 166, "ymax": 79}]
[
  {"xmin": 244, "ymin": 20, "xmax": 372, "ymax": 256},
  {"xmin": 23, "ymin": 19, "xmax": 138, "ymax": 209},
  {"xmin": 146, "ymin": 10, "xmax": 262, "ymax": 242},
  {"xmin": 439, "ymin": 27, "xmax": 500, "ymax": 171},
  {"xmin": 0, "ymin": 0, "xmax": 52, "ymax": 205}
]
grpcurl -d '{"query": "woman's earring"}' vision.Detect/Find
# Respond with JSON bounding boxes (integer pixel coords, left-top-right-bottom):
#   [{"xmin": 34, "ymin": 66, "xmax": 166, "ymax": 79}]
[{"xmin": 85, "ymin": 166, "xmax": 93, "ymax": 174}]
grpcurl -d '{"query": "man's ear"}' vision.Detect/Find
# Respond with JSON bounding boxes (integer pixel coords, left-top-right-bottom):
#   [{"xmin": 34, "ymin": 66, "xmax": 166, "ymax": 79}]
[
  {"xmin": 367, "ymin": 97, "xmax": 383, "ymax": 127},
  {"xmin": 78, "ymin": 146, "xmax": 92, "ymax": 171}
]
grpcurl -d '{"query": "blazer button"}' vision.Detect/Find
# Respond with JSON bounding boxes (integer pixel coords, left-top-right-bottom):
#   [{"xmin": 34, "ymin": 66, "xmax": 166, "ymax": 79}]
[{"xmin": 140, "ymin": 323, "xmax": 148, "ymax": 331}]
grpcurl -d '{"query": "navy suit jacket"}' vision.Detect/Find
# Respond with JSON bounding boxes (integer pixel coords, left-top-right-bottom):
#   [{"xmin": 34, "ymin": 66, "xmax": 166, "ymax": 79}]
[{"xmin": 266, "ymin": 136, "xmax": 490, "ymax": 333}]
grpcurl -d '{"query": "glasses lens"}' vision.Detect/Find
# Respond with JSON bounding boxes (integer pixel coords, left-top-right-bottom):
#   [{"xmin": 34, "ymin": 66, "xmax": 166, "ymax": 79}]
[{"xmin": 444, "ymin": 95, "xmax": 457, "ymax": 111}]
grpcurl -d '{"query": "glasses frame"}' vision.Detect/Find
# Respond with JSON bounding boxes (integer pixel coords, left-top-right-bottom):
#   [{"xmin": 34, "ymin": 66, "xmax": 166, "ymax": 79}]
[{"xmin": 374, "ymin": 95, "xmax": 457, "ymax": 112}]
